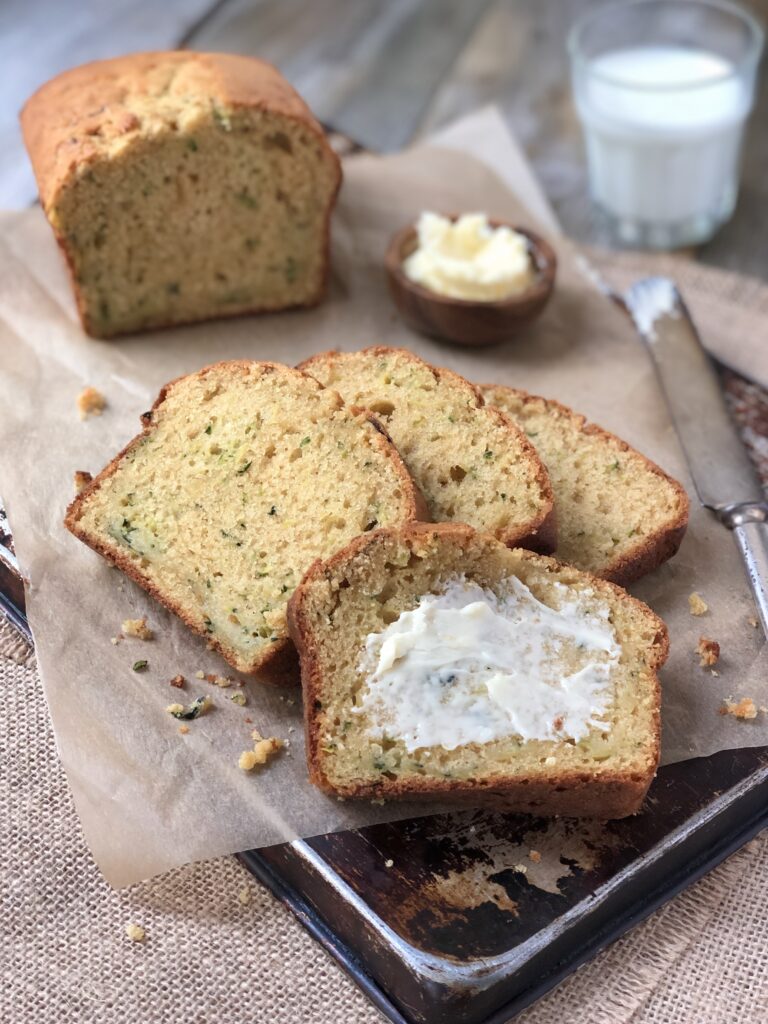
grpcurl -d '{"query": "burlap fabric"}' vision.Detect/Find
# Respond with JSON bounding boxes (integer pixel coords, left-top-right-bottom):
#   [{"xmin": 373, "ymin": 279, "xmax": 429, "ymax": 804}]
[{"xmin": 3, "ymin": 252, "xmax": 768, "ymax": 1024}]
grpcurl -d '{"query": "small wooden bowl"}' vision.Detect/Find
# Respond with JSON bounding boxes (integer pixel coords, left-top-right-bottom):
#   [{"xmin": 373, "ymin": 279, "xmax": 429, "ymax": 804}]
[{"xmin": 385, "ymin": 218, "xmax": 557, "ymax": 347}]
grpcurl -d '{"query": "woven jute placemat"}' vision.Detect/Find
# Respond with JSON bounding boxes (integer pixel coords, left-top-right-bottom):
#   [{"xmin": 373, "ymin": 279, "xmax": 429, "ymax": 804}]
[{"xmin": 3, "ymin": 251, "xmax": 767, "ymax": 1024}]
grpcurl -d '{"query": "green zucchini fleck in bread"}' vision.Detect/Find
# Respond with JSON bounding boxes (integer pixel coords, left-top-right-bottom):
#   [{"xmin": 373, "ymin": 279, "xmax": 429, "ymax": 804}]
[
  {"xmin": 288, "ymin": 523, "xmax": 667, "ymax": 818},
  {"xmin": 65, "ymin": 361, "xmax": 426, "ymax": 683},
  {"xmin": 482, "ymin": 386, "xmax": 689, "ymax": 585},
  {"xmin": 299, "ymin": 347, "xmax": 556, "ymax": 551}
]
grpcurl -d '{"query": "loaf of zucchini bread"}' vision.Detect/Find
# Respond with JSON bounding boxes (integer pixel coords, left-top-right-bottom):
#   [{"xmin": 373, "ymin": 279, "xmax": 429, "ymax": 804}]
[
  {"xmin": 288, "ymin": 522, "xmax": 667, "ymax": 818},
  {"xmin": 299, "ymin": 347, "xmax": 556, "ymax": 551},
  {"xmin": 65, "ymin": 361, "xmax": 425, "ymax": 682},
  {"xmin": 482, "ymin": 386, "xmax": 689, "ymax": 585},
  {"xmin": 21, "ymin": 52, "xmax": 341, "ymax": 338}
]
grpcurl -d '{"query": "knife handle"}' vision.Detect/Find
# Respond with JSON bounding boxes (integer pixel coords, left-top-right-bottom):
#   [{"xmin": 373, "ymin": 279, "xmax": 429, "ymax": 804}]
[{"xmin": 723, "ymin": 504, "xmax": 768, "ymax": 639}]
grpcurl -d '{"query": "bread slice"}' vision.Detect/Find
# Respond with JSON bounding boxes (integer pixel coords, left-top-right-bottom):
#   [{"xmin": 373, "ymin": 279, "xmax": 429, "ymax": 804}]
[
  {"xmin": 21, "ymin": 52, "xmax": 341, "ymax": 338},
  {"xmin": 288, "ymin": 523, "xmax": 666, "ymax": 818},
  {"xmin": 299, "ymin": 347, "xmax": 556, "ymax": 551},
  {"xmin": 65, "ymin": 361, "xmax": 426, "ymax": 682},
  {"xmin": 482, "ymin": 386, "xmax": 689, "ymax": 585}
]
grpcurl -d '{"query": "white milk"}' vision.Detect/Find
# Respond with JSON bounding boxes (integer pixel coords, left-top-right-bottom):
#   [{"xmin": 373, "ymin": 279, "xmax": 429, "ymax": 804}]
[{"xmin": 575, "ymin": 46, "xmax": 751, "ymax": 237}]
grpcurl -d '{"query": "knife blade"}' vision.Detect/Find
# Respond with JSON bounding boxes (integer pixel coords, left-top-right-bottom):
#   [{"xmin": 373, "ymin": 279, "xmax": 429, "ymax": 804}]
[
  {"xmin": 623, "ymin": 276, "xmax": 768, "ymax": 638},
  {"xmin": 623, "ymin": 277, "xmax": 763, "ymax": 511}
]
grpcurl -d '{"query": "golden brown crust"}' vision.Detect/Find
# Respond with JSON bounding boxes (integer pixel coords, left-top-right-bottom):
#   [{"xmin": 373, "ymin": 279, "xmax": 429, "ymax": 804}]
[
  {"xmin": 298, "ymin": 346, "xmax": 557, "ymax": 554},
  {"xmin": 288, "ymin": 522, "xmax": 666, "ymax": 816},
  {"xmin": 487, "ymin": 404, "xmax": 557, "ymax": 553},
  {"xmin": 21, "ymin": 51, "xmax": 334, "ymax": 209},
  {"xmin": 359, "ymin": 410, "xmax": 431, "ymax": 523},
  {"xmin": 21, "ymin": 52, "xmax": 342, "ymax": 339},
  {"xmin": 482, "ymin": 386, "xmax": 689, "ymax": 585},
  {"xmin": 65, "ymin": 361, "xmax": 426, "ymax": 683}
]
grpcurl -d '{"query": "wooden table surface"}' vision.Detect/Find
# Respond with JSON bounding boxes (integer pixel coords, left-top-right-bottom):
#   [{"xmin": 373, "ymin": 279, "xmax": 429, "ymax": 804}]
[{"xmin": 2, "ymin": 0, "xmax": 766, "ymax": 280}]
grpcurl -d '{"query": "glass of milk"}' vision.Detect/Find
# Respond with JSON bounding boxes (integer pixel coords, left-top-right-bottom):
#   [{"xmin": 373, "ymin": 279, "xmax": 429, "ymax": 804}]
[{"xmin": 569, "ymin": 0, "xmax": 764, "ymax": 248}]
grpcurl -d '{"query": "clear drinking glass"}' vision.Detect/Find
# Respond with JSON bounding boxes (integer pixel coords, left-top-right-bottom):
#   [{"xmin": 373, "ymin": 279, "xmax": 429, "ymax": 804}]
[{"xmin": 568, "ymin": 0, "xmax": 764, "ymax": 248}]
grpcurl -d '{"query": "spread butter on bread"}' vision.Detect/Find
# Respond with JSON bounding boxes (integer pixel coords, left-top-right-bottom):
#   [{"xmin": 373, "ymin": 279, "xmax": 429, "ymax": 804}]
[{"xmin": 289, "ymin": 522, "xmax": 667, "ymax": 817}]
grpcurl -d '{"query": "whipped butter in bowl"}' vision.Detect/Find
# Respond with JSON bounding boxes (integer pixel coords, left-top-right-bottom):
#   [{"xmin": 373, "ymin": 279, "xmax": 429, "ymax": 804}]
[
  {"xmin": 385, "ymin": 211, "xmax": 557, "ymax": 347},
  {"xmin": 403, "ymin": 212, "xmax": 536, "ymax": 302}
]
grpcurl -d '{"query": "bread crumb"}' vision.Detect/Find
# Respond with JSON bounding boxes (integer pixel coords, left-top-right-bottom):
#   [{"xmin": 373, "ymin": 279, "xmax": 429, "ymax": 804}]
[
  {"xmin": 529, "ymin": 850, "xmax": 542, "ymax": 863},
  {"xmin": 514, "ymin": 863, "xmax": 528, "ymax": 874},
  {"xmin": 110, "ymin": 637, "xmax": 120, "ymax": 646},
  {"xmin": 178, "ymin": 725, "xmax": 189, "ymax": 735},
  {"xmin": 169, "ymin": 674, "xmax": 185, "ymax": 689},
  {"xmin": 124, "ymin": 923, "xmax": 145, "ymax": 943},
  {"xmin": 230, "ymin": 692, "xmax": 247, "ymax": 706},
  {"xmin": 697, "ymin": 637, "xmax": 720, "ymax": 667},
  {"xmin": 122, "ymin": 617, "xmax": 153, "ymax": 640},
  {"xmin": 253, "ymin": 737, "xmax": 282, "ymax": 763},
  {"xmin": 748, "ymin": 616, "xmax": 759, "ymax": 629},
  {"xmin": 688, "ymin": 592, "xmax": 708, "ymax": 616},
  {"xmin": 195, "ymin": 670, "xmax": 205, "ymax": 679},
  {"xmin": 73, "ymin": 470, "xmax": 93, "ymax": 494},
  {"xmin": 370, "ymin": 798, "xmax": 386, "ymax": 806},
  {"xmin": 238, "ymin": 887, "xmax": 252, "ymax": 905},
  {"xmin": 384, "ymin": 859, "xmax": 394, "ymax": 868},
  {"xmin": 166, "ymin": 695, "xmax": 212, "ymax": 719},
  {"xmin": 238, "ymin": 736, "xmax": 283, "ymax": 771},
  {"xmin": 77, "ymin": 386, "xmax": 106, "ymax": 420},
  {"xmin": 204, "ymin": 672, "xmax": 232, "ymax": 688},
  {"xmin": 238, "ymin": 751, "xmax": 258, "ymax": 771},
  {"xmin": 720, "ymin": 697, "xmax": 758, "ymax": 720}
]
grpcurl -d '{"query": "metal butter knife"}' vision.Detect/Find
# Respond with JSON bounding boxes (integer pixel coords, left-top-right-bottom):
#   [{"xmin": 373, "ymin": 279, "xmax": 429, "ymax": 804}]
[{"xmin": 621, "ymin": 277, "xmax": 768, "ymax": 638}]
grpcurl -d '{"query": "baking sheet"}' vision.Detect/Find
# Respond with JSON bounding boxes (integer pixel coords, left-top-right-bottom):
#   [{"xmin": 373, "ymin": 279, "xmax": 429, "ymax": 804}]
[{"xmin": 0, "ymin": 111, "xmax": 765, "ymax": 887}]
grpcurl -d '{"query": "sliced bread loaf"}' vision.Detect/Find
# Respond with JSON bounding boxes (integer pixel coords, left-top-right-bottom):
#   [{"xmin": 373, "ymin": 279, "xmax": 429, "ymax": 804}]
[
  {"xmin": 65, "ymin": 361, "xmax": 425, "ymax": 682},
  {"xmin": 288, "ymin": 522, "xmax": 667, "ymax": 818},
  {"xmin": 482, "ymin": 386, "xmax": 689, "ymax": 585},
  {"xmin": 299, "ymin": 347, "xmax": 556, "ymax": 551},
  {"xmin": 21, "ymin": 52, "xmax": 341, "ymax": 338}
]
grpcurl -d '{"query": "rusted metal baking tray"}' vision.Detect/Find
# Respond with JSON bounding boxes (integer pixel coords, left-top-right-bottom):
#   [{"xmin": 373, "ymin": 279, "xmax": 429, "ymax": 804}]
[
  {"xmin": 240, "ymin": 747, "xmax": 768, "ymax": 1023},
  {"xmin": 2, "ymin": 515, "xmax": 766, "ymax": 1024}
]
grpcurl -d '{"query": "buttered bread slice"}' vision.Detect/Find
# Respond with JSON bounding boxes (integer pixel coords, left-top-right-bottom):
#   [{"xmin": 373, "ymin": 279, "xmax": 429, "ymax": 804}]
[
  {"xmin": 299, "ymin": 347, "xmax": 556, "ymax": 551},
  {"xmin": 482, "ymin": 386, "xmax": 689, "ymax": 585},
  {"xmin": 289, "ymin": 523, "xmax": 667, "ymax": 818},
  {"xmin": 65, "ymin": 361, "xmax": 425, "ymax": 682}
]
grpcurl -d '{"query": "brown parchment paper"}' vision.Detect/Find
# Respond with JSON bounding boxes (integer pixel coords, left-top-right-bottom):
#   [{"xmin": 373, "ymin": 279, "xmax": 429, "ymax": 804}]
[{"xmin": 0, "ymin": 111, "xmax": 765, "ymax": 887}]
